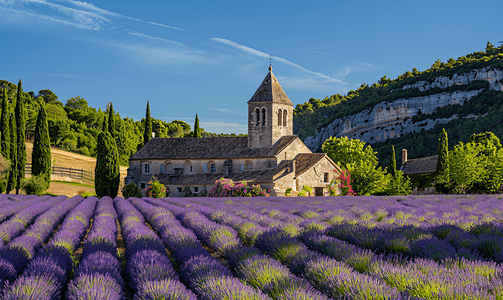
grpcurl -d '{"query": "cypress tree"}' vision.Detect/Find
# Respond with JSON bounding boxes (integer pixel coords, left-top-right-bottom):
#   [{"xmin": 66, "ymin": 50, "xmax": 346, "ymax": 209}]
[
  {"xmin": 0, "ymin": 88, "xmax": 9, "ymax": 160},
  {"xmin": 32, "ymin": 102, "xmax": 51, "ymax": 190},
  {"xmin": 6, "ymin": 110, "xmax": 17, "ymax": 194},
  {"xmin": 102, "ymin": 114, "xmax": 108, "ymax": 132},
  {"xmin": 387, "ymin": 145, "xmax": 397, "ymax": 177},
  {"xmin": 15, "ymin": 80, "xmax": 26, "ymax": 194},
  {"xmin": 435, "ymin": 128, "xmax": 449, "ymax": 193},
  {"xmin": 108, "ymin": 102, "xmax": 115, "ymax": 138},
  {"xmin": 95, "ymin": 131, "xmax": 120, "ymax": 198},
  {"xmin": 194, "ymin": 113, "xmax": 202, "ymax": 138},
  {"xmin": 143, "ymin": 101, "xmax": 152, "ymax": 146}
]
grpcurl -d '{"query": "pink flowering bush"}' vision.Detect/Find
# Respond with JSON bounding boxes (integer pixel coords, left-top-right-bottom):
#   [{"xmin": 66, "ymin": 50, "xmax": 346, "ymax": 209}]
[
  {"xmin": 146, "ymin": 180, "xmax": 168, "ymax": 198},
  {"xmin": 208, "ymin": 178, "xmax": 269, "ymax": 197},
  {"xmin": 330, "ymin": 169, "xmax": 355, "ymax": 196}
]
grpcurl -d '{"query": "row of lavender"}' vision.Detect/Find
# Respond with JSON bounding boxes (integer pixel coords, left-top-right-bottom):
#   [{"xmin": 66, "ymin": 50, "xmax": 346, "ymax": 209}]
[
  {"xmin": 0, "ymin": 194, "xmax": 501, "ymax": 299},
  {"xmin": 154, "ymin": 195, "xmax": 503, "ymax": 299}
]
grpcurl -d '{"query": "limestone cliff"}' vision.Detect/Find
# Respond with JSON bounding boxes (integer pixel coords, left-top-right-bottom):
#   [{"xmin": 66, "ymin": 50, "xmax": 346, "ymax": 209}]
[{"xmin": 304, "ymin": 67, "xmax": 503, "ymax": 150}]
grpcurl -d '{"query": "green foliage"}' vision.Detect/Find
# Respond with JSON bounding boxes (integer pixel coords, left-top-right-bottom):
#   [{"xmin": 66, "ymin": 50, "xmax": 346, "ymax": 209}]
[
  {"xmin": 21, "ymin": 175, "xmax": 47, "ymax": 195},
  {"xmin": 32, "ymin": 102, "xmax": 51, "ymax": 191},
  {"xmin": 79, "ymin": 191, "xmax": 97, "ymax": 198},
  {"xmin": 6, "ymin": 110, "xmax": 17, "ymax": 193},
  {"xmin": 386, "ymin": 145, "xmax": 397, "ymax": 177},
  {"xmin": 193, "ymin": 113, "xmax": 202, "ymax": 138},
  {"xmin": 435, "ymin": 128, "xmax": 450, "ymax": 193},
  {"xmin": 95, "ymin": 131, "xmax": 120, "ymax": 198},
  {"xmin": 107, "ymin": 102, "xmax": 115, "ymax": 138},
  {"xmin": 122, "ymin": 182, "xmax": 142, "ymax": 199},
  {"xmin": 0, "ymin": 155, "xmax": 10, "ymax": 192},
  {"xmin": 15, "ymin": 80, "xmax": 26, "ymax": 194},
  {"xmin": 146, "ymin": 180, "xmax": 167, "ymax": 198},
  {"xmin": 385, "ymin": 171, "xmax": 412, "ymax": 196},
  {"xmin": 143, "ymin": 101, "xmax": 152, "ymax": 146},
  {"xmin": 447, "ymin": 141, "xmax": 486, "ymax": 194},
  {"xmin": 0, "ymin": 88, "xmax": 9, "ymax": 161},
  {"xmin": 285, "ymin": 187, "xmax": 292, "ymax": 196},
  {"xmin": 322, "ymin": 136, "xmax": 389, "ymax": 195}
]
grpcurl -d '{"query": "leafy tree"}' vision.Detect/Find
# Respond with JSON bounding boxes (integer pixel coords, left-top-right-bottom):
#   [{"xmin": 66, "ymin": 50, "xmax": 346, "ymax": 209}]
[
  {"xmin": 448, "ymin": 141, "xmax": 486, "ymax": 194},
  {"xmin": 115, "ymin": 116, "xmax": 130, "ymax": 166},
  {"xmin": 143, "ymin": 101, "xmax": 152, "ymax": 145},
  {"xmin": 15, "ymin": 80, "xmax": 26, "ymax": 194},
  {"xmin": 107, "ymin": 102, "xmax": 115, "ymax": 138},
  {"xmin": 38, "ymin": 89, "xmax": 58, "ymax": 104},
  {"xmin": 386, "ymin": 145, "xmax": 397, "ymax": 177},
  {"xmin": 193, "ymin": 113, "xmax": 202, "ymax": 138},
  {"xmin": 468, "ymin": 131, "xmax": 503, "ymax": 192},
  {"xmin": 32, "ymin": 101, "xmax": 51, "ymax": 191},
  {"xmin": 322, "ymin": 136, "xmax": 389, "ymax": 195},
  {"xmin": 6, "ymin": 110, "xmax": 17, "ymax": 194},
  {"xmin": 435, "ymin": 128, "xmax": 450, "ymax": 193},
  {"xmin": 0, "ymin": 155, "xmax": 10, "ymax": 191},
  {"xmin": 95, "ymin": 131, "xmax": 120, "ymax": 198},
  {"xmin": 0, "ymin": 88, "xmax": 9, "ymax": 161}
]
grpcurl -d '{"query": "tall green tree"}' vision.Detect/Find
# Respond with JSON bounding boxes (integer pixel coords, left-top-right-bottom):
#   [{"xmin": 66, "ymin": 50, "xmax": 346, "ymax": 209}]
[
  {"xmin": 386, "ymin": 145, "xmax": 397, "ymax": 177},
  {"xmin": 448, "ymin": 142, "xmax": 486, "ymax": 194},
  {"xmin": 143, "ymin": 101, "xmax": 152, "ymax": 145},
  {"xmin": 102, "ymin": 114, "xmax": 108, "ymax": 132},
  {"xmin": 6, "ymin": 110, "xmax": 17, "ymax": 194},
  {"xmin": 107, "ymin": 102, "xmax": 115, "ymax": 138},
  {"xmin": 435, "ymin": 128, "xmax": 449, "ymax": 193},
  {"xmin": 0, "ymin": 88, "xmax": 9, "ymax": 160},
  {"xmin": 115, "ymin": 114, "xmax": 130, "ymax": 166},
  {"xmin": 322, "ymin": 136, "xmax": 389, "ymax": 195},
  {"xmin": 32, "ymin": 101, "xmax": 51, "ymax": 190},
  {"xmin": 194, "ymin": 113, "xmax": 202, "ymax": 138},
  {"xmin": 95, "ymin": 131, "xmax": 120, "ymax": 198},
  {"xmin": 15, "ymin": 80, "xmax": 26, "ymax": 194}
]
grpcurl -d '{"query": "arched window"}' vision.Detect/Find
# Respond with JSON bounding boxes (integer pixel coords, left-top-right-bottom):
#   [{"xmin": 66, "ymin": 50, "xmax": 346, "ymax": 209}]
[
  {"xmin": 255, "ymin": 108, "xmax": 260, "ymax": 126},
  {"xmin": 261, "ymin": 108, "xmax": 266, "ymax": 126},
  {"xmin": 283, "ymin": 110, "xmax": 288, "ymax": 127},
  {"xmin": 245, "ymin": 161, "xmax": 253, "ymax": 170},
  {"xmin": 184, "ymin": 160, "xmax": 193, "ymax": 174},
  {"xmin": 277, "ymin": 109, "xmax": 282, "ymax": 126},
  {"xmin": 165, "ymin": 163, "xmax": 173, "ymax": 174},
  {"xmin": 210, "ymin": 163, "xmax": 216, "ymax": 173},
  {"xmin": 144, "ymin": 163, "xmax": 150, "ymax": 174}
]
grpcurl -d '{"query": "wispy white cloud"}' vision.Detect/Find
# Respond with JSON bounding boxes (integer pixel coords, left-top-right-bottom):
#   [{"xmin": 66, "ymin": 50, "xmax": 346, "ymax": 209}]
[
  {"xmin": 316, "ymin": 50, "xmax": 334, "ymax": 56},
  {"xmin": 209, "ymin": 108, "xmax": 246, "ymax": 116},
  {"xmin": 200, "ymin": 121, "xmax": 247, "ymax": 134},
  {"xmin": 127, "ymin": 30, "xmax": 184, "ymax": 46},
  {"xmin": 211, "ymin": 37, "xmax": 343, "ymax": 84},
  {"xmin": 148, "ymin": 21, "xmax": 184, "ymax": 31}
]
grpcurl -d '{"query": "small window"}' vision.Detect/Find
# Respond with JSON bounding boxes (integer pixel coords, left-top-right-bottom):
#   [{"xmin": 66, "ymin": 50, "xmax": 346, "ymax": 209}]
[
  {"xmin": 144, "ymin": 164, "xmax": 150, "ymax": 174},
  {"xmin": 185, "ymin": 161, "xmax": 193, "ymax": 174},
  {"xmin": 255, "ymin": 108, "xmax": 260, "ymax": 126},
  {"xmin": 193, "ymin": 187, "xmax": 199, "ymax": 193},
  {"xmin": 140, "ymin": 182, "xmax": 146, "ymax": 189},
  {"xmin": 283, "ymin": 110, "xmax": 288, "ymax": 127},
  {"xmin": 277, "ymin": 109, "xmax": 282, "ymax": 126},
  {"xmin": 239, "ymin": 164, "xmax": 244, "ymax": 171},
  {"xmin": 165, "ymin": 163, "xmax": 173, "ymax": 174},
  {"xmin": 160, "ymin": 165, "xmax": 164, "ymax": 174},
  {"xmin": 324, "ymin": 172, "xmax": 329, "ymax": 183},
  {"xmin": 245, "ymin": 161, "xmax": 253, "ymax": 170},
  {"xmin": 210, "ymin": 163, "xmax": 216, "ymax": 174},
  {"xmin": 177, "ymin": 187, "xmax": 183, "ymax": 193},
  {"xmin": 190, "ymin": 165, "xmax": 193, "ymax": 173},
  {"xmin": 203, "ymin": 164, "xmax": 208, "ymax": 173},
  {"xmin": 262, "ymin": 108, "xmax": 266, "ymax": 126}
]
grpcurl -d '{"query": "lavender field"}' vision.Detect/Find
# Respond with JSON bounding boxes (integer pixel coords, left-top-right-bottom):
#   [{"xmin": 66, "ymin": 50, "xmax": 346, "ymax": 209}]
[{"xmin": 0, "ymin": 194, "xmax": 502, "ymax": 299}]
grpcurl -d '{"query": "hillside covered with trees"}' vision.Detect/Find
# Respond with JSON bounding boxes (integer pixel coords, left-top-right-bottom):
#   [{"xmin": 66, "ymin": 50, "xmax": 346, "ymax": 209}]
[
  {"xmin": 294, "ymin": 42, "xmax": 503, "ymax": 166},
  {"xmin": 0, "ymin": 83, "xmax": 245, "ymax": 167}
]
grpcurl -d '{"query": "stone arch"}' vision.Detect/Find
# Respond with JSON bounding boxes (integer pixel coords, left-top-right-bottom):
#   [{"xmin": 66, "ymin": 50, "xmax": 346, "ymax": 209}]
[
  {"xmin": 184, "ymin": 160, "xmax": 193, "ymax": 174},
  {"xmin": 277, "ymin": 108, "xmax": 283, "ymax": 126},
  {"xmin": 283, "ymin": 110, "xmax": 288, "ymax": 127},
  {"xmin": 261, "ymin": 108, "xmax": 266, "ymax": 126},
  {"xmin": 164, "ymin": 161, "xmax": 173, "ymax": 174},
  {"xmin": 255, "ymin": 108, "xmax": 260, "ymax": 126},
  {"xmin": 245, "ymin": 160, "xmax": 253, "ymax": 170}
]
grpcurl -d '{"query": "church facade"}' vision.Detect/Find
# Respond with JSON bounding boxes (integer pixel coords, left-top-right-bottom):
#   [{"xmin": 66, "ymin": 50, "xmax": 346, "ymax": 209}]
[{"xmin": 126, "ymin": 67, "xmax": 342, "ymax": 197}]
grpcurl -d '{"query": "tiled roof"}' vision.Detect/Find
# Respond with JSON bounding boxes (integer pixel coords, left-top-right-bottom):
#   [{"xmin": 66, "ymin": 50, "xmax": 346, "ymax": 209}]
[
  {"xmin": 294, "ymin": 153, "xmax": 341, "ymax": 177},
  {"xmin": 130, "ymin": 135, "xmax": 299, "ymax": 161},
  {"xmin": 248, "ymin": 72, "xmax": 293, "ymax": 106},
  {"xmin": 401, "ymin": 155, "xmax": 438, "ymax": 175}
]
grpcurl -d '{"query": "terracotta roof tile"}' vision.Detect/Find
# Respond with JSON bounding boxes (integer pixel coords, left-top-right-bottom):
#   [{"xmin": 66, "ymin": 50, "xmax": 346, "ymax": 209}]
[
  {"xmin": 248, "ymin": 72, "xmax": 293, "ymax": 105},
  {"xmin": 401, "ymin": 155, "xmax": 438, "ymax": 175},
  {"xmin": 130, "ymin": 135, "xmax": 299, "ymax": 161}
]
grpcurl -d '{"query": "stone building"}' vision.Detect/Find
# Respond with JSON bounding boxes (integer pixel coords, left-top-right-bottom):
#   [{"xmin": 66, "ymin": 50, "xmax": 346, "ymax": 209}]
[{"xmin": 126, "ymin": 66, "xmax": 342, "ymax": 196}]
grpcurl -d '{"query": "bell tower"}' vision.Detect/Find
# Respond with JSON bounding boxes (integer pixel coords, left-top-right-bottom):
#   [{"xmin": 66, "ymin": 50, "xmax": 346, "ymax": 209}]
[{"xmin": 248, "ymin": 66, "xmax": 293, "ymax": 148}]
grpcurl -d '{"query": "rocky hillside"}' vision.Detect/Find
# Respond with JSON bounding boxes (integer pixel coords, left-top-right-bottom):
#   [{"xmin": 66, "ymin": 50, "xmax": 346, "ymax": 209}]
[
  {"xmin": 294, "ymin": 43, "xmax": 503, "ymax": 165},
  {"xmin": 304, "ymin": 67, "xmax": 503, "ymax": 150}
]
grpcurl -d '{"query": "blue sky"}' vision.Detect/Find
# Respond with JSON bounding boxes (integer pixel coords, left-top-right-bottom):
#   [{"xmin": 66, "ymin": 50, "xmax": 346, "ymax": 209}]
[{"xmin": 1, "ymin": 0, "xmax": 501, "ymax": 134}]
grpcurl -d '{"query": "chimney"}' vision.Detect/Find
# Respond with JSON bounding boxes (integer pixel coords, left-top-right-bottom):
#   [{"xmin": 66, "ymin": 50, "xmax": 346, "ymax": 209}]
[{"xmin": 402, "ymin": 149, "xmax": 407, "ymax": 164}]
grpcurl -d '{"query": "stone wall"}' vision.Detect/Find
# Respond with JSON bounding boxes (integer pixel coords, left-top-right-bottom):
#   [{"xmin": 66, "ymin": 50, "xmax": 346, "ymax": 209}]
[{"xmin": 296, "ymin": 156, "xmax": 340, "ymax": 196}]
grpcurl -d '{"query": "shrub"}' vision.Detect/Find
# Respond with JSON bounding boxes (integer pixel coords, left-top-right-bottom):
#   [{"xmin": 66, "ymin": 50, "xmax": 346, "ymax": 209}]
[
  {"xmin": 285, "ymin": 188, "xmax": 292, "ymax": 196},
  {"xmin": 122, "ymin": 182, "xmax": 142, "ymax": 198},
  {"xmin": 22, "ymin": 175, "xmax": 47, "ymax": 195},
  {"xmin": 146, "ymin": 180, "xmax": 167, "ymax": 198},
  {"xmin": 79, "ymin": 191, "xmax": 96, "ymax": 198},
  {"xmin": 208, "ymin": 178, "xmax": 269, "ymax": 197}
]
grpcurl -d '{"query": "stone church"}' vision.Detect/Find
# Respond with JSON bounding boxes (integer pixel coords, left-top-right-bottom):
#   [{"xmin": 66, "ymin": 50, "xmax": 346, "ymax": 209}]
[{"xmin": 126, "ymin": 66, "xmax": 342, "ymax": 197}]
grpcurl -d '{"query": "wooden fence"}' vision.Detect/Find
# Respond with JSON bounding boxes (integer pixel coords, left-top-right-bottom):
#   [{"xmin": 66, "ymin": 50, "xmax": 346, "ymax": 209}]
[{"xmin": 26, "ymin": 163, "xmax": 94, "ymax": 185}]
